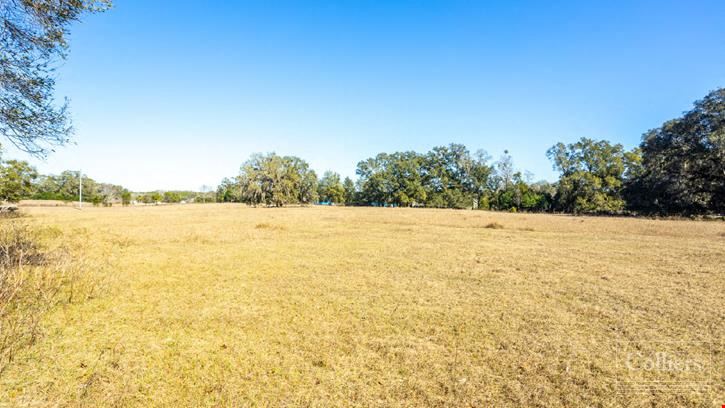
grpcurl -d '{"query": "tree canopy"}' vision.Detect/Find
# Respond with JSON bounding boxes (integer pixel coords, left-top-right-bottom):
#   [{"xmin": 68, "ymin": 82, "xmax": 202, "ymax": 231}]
[
  {"xmin": 1, "ymin": 0, "xmax": 110, "ymax": 156},
  {"xmin": 237, "ymin": 153, "xmax": 318, "ymax": 207},
  {"xmin": 625, "ymin": 88, "xmax": 724, "ymax": 215},
  {"xmin": 0, "ymin": 159, "xmax": 37, "ymax": 202},
  {"xmin": 318, "ymin": 171, "xmax": 345, "ymax": 205},
  {"xmin": 547, "ymin": 138, "xmax": 633, "ymax": 214},
  {"xmin": 353, "ymin": 144, "xmax": 495, "ymax": 209}
]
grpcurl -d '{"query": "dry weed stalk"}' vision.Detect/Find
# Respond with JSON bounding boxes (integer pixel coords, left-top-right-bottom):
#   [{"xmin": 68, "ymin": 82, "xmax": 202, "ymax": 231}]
[{"xmin": 0, "ymin": 219, "xmax": 99, "ymax": 374}]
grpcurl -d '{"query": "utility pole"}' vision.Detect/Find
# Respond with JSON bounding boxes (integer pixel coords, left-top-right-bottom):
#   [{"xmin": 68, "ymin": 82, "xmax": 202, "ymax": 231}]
[{"xmin": 79, "ymin": 170, "xmax": 83, "ymax": 209}]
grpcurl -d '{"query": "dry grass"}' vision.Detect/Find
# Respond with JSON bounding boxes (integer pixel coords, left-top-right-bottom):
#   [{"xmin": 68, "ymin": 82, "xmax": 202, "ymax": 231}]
[
  {"xmin": 17, "ymin": 200, "xmax": 72, "ymax": 207},
  {"xmin": 0, "ymin": 219, "xmax": 103, "ymax": 376},
  {"xmin": 0, "ymin": 205, "xmax": 722, "ymax": 407},
  {"xmin": 254, "ymin": 222, "xmax": 287, "ymax": 231}
]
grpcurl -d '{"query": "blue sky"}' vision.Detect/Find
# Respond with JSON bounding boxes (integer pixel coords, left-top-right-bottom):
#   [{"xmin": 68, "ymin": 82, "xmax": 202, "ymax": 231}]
[{"xmin": 6, "ymin": 0, "xmax": 724, "ymax": 191}]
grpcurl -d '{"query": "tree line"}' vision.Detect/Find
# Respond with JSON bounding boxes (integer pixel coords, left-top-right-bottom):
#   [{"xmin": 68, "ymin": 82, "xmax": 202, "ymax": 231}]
[
  {"xmin": 0, "ymin": 161, "xmax": 228, "ymax": 206},
  {"xmin": 0, "ymin": 161, "xmax": 218, "ymax": 206},
  {"xmin": 0, "ymin": 163, "xmax": 130, "ymax": 206},
  {"xmin": 216, "ymin": 147, "xmax": 557, "ymax": 212},
  {"xmin": 0, "ymin": 89, "xmax": 722, "ymax": 215},
  {"xmin": 218, "ymin": 88, "xmax": 723, "ymax": 216}
]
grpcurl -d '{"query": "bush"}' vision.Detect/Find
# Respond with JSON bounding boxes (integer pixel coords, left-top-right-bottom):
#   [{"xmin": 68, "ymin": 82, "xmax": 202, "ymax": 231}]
[
  {"xmin": 0, "ymin": 220, "xmax": 99, "ymax": 374},
  {"xmin": 0, "ymin": 207, "xmax": 20, "ymax": 219},
  {"xmin": 0, "ymin": 221, "xmax": 46, "ymax": 269}
]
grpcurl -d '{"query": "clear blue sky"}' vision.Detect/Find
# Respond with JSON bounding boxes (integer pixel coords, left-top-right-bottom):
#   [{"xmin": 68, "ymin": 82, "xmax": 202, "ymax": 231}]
[{"xmin": 7, "ymin": 0, "xmax": 725, "ymax": 191}]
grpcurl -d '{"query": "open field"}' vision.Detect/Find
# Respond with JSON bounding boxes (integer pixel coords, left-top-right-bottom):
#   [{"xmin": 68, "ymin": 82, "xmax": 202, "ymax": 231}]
[{"xmin": 1, "ymin": 205, "xmax": 723, "ymax": 406}]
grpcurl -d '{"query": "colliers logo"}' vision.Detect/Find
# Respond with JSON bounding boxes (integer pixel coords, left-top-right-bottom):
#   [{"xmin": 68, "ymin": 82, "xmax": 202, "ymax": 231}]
[{"xmin": 617, "ymin": 341, "xmax": 714, "ymax": 392}]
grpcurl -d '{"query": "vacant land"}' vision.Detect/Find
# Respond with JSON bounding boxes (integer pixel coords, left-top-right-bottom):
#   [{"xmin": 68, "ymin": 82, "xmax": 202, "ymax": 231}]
[{"xmin": 1, "ymin": 205, "xmax": 723, "ymax": 406}]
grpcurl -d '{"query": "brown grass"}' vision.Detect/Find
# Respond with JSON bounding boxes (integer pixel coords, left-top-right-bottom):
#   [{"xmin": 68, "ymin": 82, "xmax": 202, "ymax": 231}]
[
  {"xmin": 17, "ymin": 200, "xmax": 72, "ymax": 207},
  {"xmin": 0, "ymin": 205, "xmax": 722, "ymax": 406},
  {"xmin": 0, "ymin": 219, "xmax": 102, "ymax": 375},
  {"xmin": 255, "ymin": 222, "xmax": 287, "ymax": 231}
]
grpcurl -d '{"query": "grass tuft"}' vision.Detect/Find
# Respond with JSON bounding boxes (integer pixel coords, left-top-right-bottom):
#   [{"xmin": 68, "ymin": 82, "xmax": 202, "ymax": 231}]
[
  {"xmin": 255, "ymin": 223, "xmax": 286, "ymax": 231},
  {"xmin": 484, "ymin": 222, "xmax": 504, "ymax": 229},
  {"xmin": 0, "ymin": 220, "xmax": 101, "ymax": 375}
]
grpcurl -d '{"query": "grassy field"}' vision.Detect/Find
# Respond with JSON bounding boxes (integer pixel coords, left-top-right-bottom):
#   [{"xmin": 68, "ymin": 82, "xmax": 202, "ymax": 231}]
[{"xmin": 1, "ymin": 205, "xmax": 723, "ymax": 406}]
